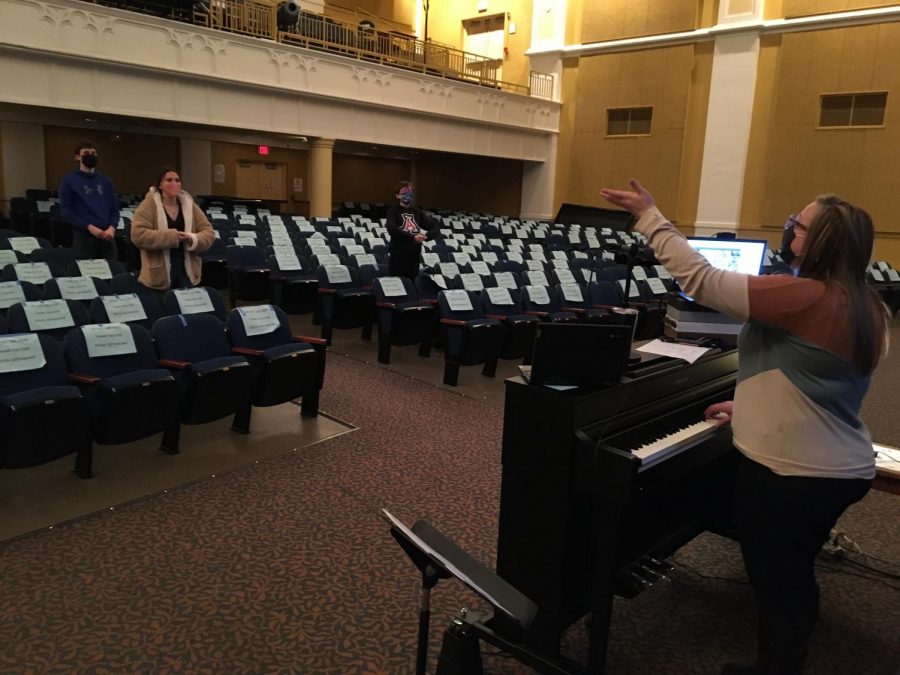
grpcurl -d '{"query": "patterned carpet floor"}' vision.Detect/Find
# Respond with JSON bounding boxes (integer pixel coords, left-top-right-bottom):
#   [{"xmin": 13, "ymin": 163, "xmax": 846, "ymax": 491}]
[{"xmin": 0, "ymin": 351, "xmax": 897, "ymax": 674}]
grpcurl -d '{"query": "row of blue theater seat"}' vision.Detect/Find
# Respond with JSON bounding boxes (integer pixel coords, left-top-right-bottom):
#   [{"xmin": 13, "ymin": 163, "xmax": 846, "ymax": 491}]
[{"xmin": 0, "ymin": 304, "xmax": 326, "ymax": 478}]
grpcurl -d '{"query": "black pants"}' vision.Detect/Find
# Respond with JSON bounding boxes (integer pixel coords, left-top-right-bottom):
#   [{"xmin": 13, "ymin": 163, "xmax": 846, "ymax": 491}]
[
  {"xmin": 388, "ymin": 250, "xmax": 421, "ymax": 281},
  {"xmin": 734, "ymin": 455, "xmax": 871, "ymax": 674},
  {"xmin": 72, "ymin": 229, "xmax": 117, "ymax": 262}
]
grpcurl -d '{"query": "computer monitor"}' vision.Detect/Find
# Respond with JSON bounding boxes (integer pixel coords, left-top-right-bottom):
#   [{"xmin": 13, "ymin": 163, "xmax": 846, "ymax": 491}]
[{"xmin": 684, "ymin": 237, "xmax": 768, "ymax": 275}]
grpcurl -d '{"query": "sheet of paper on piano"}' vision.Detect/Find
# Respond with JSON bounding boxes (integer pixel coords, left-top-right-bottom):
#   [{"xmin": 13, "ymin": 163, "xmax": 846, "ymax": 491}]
[
  {"xmin": 873, "ymin": 443, "xmax": 900, "ymax": 472},
  {"xmin": 637, "ymin": 338, "xmax": 712, "ymax": 364}
]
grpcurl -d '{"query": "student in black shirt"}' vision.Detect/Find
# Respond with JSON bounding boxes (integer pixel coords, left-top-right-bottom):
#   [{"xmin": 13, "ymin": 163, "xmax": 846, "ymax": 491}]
[{"xmin": 385, "ymin": 181, "xmax": 437, "ymax": 280}]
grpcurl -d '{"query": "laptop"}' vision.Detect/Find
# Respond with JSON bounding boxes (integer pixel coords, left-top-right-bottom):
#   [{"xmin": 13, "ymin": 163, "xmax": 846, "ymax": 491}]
[
  {"xmin": 684, "ymin": 237, "xmax": 768, "ymax": 275},
  {"xmin": 527, "ymin": 323, "xmax": 633, "ymax": 388}
]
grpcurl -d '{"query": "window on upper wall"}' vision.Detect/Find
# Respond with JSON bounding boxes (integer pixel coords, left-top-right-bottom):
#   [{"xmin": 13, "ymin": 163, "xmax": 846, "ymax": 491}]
[
  {"xmin": 818, "ymin": 92, "xmax": 887, "ymax": 128},
  {"xmin": 606, "ymin": 107, "xmax": 653, "ymax": 136}
]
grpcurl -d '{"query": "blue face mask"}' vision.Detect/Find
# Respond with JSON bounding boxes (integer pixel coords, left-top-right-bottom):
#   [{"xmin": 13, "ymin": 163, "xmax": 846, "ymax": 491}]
[{"xmin": 398, "ymin": 189, "xmax": 415, "ymax": 207}]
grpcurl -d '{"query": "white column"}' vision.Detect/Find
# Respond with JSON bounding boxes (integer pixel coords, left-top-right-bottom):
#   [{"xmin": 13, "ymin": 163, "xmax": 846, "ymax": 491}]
[
  {"xmin": 0, "ymin": 122, "xmax": 46, "ymax": 211},
  {"xmin": 308, "ymin": 137, "xmax": 334, "ymax": 218},
  {"xmin": 521, "ymin": 136, "xmax": 558, "ymax": 220},
  {"xmin": 694, "ymin": 0, "xmax": 765, "ymax": 234},
  {"xmin": 520, "ymin": 0, "xmax": 567, "ymax": 219},
  {"xmin": 180, "ymin": 138, "xmax": 212, "ymax": 198}
]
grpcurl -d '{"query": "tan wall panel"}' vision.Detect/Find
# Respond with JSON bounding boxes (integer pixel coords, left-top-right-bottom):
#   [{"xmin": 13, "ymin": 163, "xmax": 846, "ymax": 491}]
[
  {"xmin": 747, "ymin": 23, "xmax": 900, "ymax": 264},
  {"xmin": 783, "ymin": 0, "xmax": 897, "ymax": 18},
  {"xmin": 44, "ymin": 126, "xmax": 178, "ymax": 197},
  {"xmin": 582, "ymin": 0, "xmax": 698, "ymax": 44},
  {"xmin": 414, "ymin": 154, "xmax": 522, "ymax": 215},
  {"xmin": 332, "ymin": 154, "xmax": 409, "ymax": 204},
  {"xmin": 675, "ymin": 41, "xmax": 715, "ymax": 225},
  {"xmin": 210, "ymin": 141, "xmax": 308, "ymax": 213},
  {"xmin": 741, "ymin": 34, "xmax": 782, "ymax": 227},
  {"xmin": 561, "ymin": 46, "xmax": 694, "ymax": 217}
]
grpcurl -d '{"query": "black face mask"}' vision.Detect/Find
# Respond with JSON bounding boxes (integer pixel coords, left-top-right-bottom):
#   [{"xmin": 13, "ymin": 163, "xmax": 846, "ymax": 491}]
[
  {"xmin": 80, "ymin": 154, "xmax": 98, "ymax": 169},
  {"xmin": 779, "ymin": 224, "xmax": 795, "ymax": 265}
]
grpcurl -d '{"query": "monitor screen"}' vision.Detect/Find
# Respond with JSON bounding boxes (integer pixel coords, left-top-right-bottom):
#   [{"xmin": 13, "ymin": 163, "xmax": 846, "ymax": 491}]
[{"xmin": 684, "ymin": 237, "xmax": 768, "ymax": 275}]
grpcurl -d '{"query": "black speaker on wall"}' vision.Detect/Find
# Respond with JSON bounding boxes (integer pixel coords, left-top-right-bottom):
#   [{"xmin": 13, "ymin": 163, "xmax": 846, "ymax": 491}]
[{"xmin": 554, "ymin": 203, "xmax": 634, "ymax": 231}]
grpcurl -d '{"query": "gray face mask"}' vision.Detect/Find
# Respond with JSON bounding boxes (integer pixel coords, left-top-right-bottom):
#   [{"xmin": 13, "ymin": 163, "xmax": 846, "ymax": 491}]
[
  {"xmin": 779, "ymin": 224, "xmax": 795, "ymax": 266},
  {"xmin": 80, "ymin": 154, "xmax": 98, "ymax": 169}
]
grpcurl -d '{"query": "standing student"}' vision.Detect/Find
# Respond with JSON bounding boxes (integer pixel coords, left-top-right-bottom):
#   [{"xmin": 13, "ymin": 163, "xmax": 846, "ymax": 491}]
[
  {"xmin": 385, "ymin": 181, "xmax": 438, "ymax": 280},
  {"xmin": 600, "ymin": 179, "xmax": 888, "ymax": 675},
  {"xmin": 130, "ymin": 168, "xmax": 214, "ymax": 294},
  {"xmin": 58, "ymin": 141, "xmax": 120, "ymax": 261}
]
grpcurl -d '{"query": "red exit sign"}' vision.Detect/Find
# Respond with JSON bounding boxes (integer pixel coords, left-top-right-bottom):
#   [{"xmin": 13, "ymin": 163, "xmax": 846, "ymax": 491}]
[{"xmin": 257, "ymin": 145, "xmax": 270, "ymax": 155}]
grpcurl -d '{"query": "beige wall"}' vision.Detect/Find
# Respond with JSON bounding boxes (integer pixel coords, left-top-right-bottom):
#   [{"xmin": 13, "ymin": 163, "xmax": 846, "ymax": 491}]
[
  {"xmin": 419, "ymin": 0, "xmax": 535, "ymax": 89},
  {"xmin": 415, "ymin": 153, "xmax": 523, "ymax": 215},
  {"xmin": 209, "ymin": 141, "xmax": 309, "ymax": 214},
  {"xmin": 581, "ymin": 0, "xmax": 700, "ymax": 43},
  {"xmin": 44, "ymin": 126, "xmax": 179, "ymax": 197},
  {"xmin": 332, "ymin": 154, "xmax": 410, "ymax": 204},
  {"xmin": 554, "ymin": 45, "xmax": 706, "ymax": 222},
  {"xmin": 740, "ymin": 23, "xmax": 900, "ymax": 261},
  {"xmin": 783, "ymin": 0, "xmax": 898, "ymax": 17}
]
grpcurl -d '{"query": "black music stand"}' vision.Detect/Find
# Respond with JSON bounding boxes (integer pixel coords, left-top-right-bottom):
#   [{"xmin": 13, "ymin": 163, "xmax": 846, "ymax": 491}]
[{"xmin": 382, "ymin": 509, "xmax": 579, "ymax": 675}]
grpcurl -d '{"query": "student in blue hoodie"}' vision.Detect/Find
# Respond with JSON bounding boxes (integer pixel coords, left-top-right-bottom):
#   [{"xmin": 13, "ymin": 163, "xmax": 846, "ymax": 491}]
[{"xmin": 58, "ymin": 141, "xmax": 119, "ymax": 261}]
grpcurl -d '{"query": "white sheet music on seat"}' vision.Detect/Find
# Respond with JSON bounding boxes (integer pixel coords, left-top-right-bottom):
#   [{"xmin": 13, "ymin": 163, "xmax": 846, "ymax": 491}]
[
  {"xmin": 13, "ymin": 262, "xmax": 52, "ymax": 285},
  {"xmin": 8, "ymin": 237, "xmax": 40, "ymax": 254},
  {"xmin": 173, "ymin": 287, "xmax": 215, "ymax": 314},
  {"xmin": 444, "ymin": 289, "xmax": 473, "ymax": 312},
  {"xmin": 0, "ymin": 281, "xmax": 26, "ymax": 309},
  {"xmin": 378, "ymin": 277, "xmax": 407, "ymax": 297},
  {"xmin": 82, "ymin": 323, "xmax": 137, "ymax": 358},
  {"xmin": 23, "ymin": 299, "xmax": 75, "ymax": 331},
  {"xmin": 0, "ymin": 333, "xmax": 45, "ymax": 373},
  {"xmin": 238, "ymin": 305, "xmax": 280, "ymax": 336},
  {"xmin": 102, "ymin": 294, "xmax": 147, "ymax": 323},
  {"xmin": 56, "ymin": 276, "xmax": 99, "ymax": 301},
  {"xmin": 486, "ymin": 287, "xmax": 514, "ymax": 305},
  {"xmin": 76, "ymin": 259, "xmax": 113, "ymax": 280}
]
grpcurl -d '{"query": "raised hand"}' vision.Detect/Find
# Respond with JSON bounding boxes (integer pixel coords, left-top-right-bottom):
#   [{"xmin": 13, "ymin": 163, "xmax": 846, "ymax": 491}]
[{"xmin": 599, "ymin": 179, "xmax": 656, "ymax": 218}]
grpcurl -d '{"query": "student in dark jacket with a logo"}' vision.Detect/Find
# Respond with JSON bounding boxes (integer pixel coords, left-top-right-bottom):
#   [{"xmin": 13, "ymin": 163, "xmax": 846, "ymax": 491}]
[
  {"xmin": 58, "ymin": 140, "xmax": 120, "ymax": 261},
  {"xmin": 385, "ymin": 181, "xmax": 438, "ymax": 280}
]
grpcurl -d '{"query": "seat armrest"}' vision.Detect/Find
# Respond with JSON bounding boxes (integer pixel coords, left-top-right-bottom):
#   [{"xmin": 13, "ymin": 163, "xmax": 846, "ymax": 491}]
[
  {"xmin": 562, "ymin": 306, "xmax": 585, "ymax": 314},
  {"xmin": 440, "ymin": 318, "xmax": 468, "ymax": 326},
  {"xmin": 159, "ymin": 358, "xmax": 191, "ymax": 369},
  {"xmin": 376, "ymin": 302, "xmax": 397, "ymax": 309},
  {"xmin": 232, "ymin": 346, "xmax": 263, "ymax": 357},
  {"xmin": 525, "ymin": 310, "xmax": 548, "ymax": 317},
  {"xmin": 318, "ymin": 287, "xmax": 337, "ymax": 294},
  {"xmin": 69, "ymin": 373, "xmax": 101, "ymax": 385},
  {"xmin": 295, "ymin": 335, "xmax": 327, "ymax": 345},
  {"xmin": 486, "ymin": 313, "xmax": 506, "ymax": 320}
]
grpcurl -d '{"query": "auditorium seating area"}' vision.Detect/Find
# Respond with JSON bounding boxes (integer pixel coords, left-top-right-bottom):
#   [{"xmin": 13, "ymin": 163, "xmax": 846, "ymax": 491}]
[{"xmin": 0, "ymin": 213, "xmax": 327, "ymax": 477}]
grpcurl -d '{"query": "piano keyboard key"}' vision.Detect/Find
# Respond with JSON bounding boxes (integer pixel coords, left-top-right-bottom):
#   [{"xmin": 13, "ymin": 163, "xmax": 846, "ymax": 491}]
[{"xmin": 631, "ymin": 419, "xmax": 719, "ymax": 468}]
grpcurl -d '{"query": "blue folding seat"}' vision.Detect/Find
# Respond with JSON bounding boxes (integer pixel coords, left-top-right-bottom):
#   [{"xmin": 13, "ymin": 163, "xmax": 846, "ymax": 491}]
[
  {"xmin": 480, "ymin": 286, "xmax": 538, "ymax": 363},
  {"xmin": 551, "ymin": 282, "xmax": 610, "ymax": 322},
  {"xmin": 200, "ymin": 238, "xmax": 230, "ymax": 290},
  {"xmin": 162, "ymin": 286, "xmax": 228, "ymax": 321},
  {"xmin": 6, "ymin": 298, "xmax": 92, "ymax": 341},
  {"xmin": 110, "ymin": 272, "xmax": 143, "ymax": 295},
  {"xmin": 371, "ymin": 276, "xmax": 436, "ymax": 364},
  {"xmin": 91, "ymin": 292, "xmax": 164, "ymax": 331},
  {"xmin": 520, "ymin": 285, "xmax": 579, "ymax": 324},
  {"xmin": 30, "ymin": 247, "xmax": 76, "ymax": 271},
  {"xmin": 414, "ymin": 272, "xmax": 447, "ymax": 305},
  {"xmin": 64, "ymin": 323, "xmax": 178, "ymax": 446},
  {"xmin": 266, "ymin": 251, "xmax": 318, "ymax": 315},
  {"xmin": 316, "ymin": 264, "xmax": 373, "ymax": 344},
  {"xmin": 153, "ymin": 313, "xmax": 254, "ymax": 453},
  {"xmin": 437, "ymin": 289, "xmax": 505, "ymax": 386},
  {"xmin": 225, "ymin": 245, "xmax": 271, "ymax": 308},
  {"xmin": 588, "ymin": 280, "xmax": 624, "ymax": 308},
  {"xmin": 0, "ymin": 332, "xmax": 92, "ymax": 476},
  {"xmin": 226, "ymin": 304, "xmax": 326, "ymax": 421}
]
